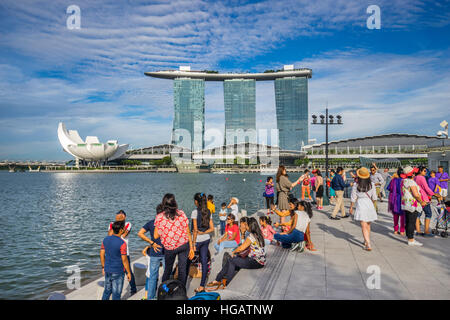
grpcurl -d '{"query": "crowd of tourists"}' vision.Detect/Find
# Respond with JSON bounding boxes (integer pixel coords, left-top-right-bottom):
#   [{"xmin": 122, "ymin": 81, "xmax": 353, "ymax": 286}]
[{"xmin": 99, "ymin": 164, "xmax": 448, "ymax": 300}]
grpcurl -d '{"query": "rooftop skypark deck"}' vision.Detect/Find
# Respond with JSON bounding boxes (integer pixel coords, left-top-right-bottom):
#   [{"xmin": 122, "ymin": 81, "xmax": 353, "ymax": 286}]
[{"xmin": 144, "ymin": 68, "xmax": 312, "ymax": 81}]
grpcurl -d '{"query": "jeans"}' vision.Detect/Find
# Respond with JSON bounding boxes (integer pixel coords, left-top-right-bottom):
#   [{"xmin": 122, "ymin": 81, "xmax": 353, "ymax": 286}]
[
  {"xmin": 195, "ymin": 239, "xmax": 210, "ymax": 287},
  {"xmin": 420, "ymin": 203, "xmax": 432, "ymax": 219},
  {"xmin": 162, "ymin": 242, "xmax": 190, "ymax": 286},
  {"xmin": 214, "ymin": 240, "xmax": 238, "ymax": 253},
  {"xmin": 215, "ymin": 256, "xmax": 263, "ymax": 285},
  {"xmin": 405, "ymin": 211, "xmax": 419, "ymax": 240},
  {"xmin": 126, "ymin": 256, "xmax": 137, "ymax": 294},
  {"xmin": 145, "ymin": 256, "xmax": 165, "ymax": 300},
  {"xmin": 102, "ymin": 272, "xmax": 124, "ymax": 300},
  {"xmin": 219, "ymin": 221, "xmax": 226, "ymax": 235},
  {"xmin": 274, "ymin": 229, "xmax": 304, "ymax": 249}
]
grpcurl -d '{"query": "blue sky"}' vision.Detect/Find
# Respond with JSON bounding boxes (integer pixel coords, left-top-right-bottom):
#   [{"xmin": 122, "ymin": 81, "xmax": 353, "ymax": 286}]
[{"xmin": 0, "ymin": 0, "xmax": 449, "ymax": 160}]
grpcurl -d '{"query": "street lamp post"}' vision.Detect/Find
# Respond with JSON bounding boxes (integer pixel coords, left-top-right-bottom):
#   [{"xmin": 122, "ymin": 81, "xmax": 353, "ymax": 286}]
[{"xmin": 311, "ymin": 108, "xmax": 343, "ymax": 206}]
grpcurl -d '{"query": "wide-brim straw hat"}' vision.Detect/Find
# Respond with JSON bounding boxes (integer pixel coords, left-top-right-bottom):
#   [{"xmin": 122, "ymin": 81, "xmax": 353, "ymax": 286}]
[
  {"xmin": 356, "ymin": 167, "xmax": 370, "ymax": 179},
  {"xmin": 232, "ymin": 197, "xmax": 239, "ymax": 204}
]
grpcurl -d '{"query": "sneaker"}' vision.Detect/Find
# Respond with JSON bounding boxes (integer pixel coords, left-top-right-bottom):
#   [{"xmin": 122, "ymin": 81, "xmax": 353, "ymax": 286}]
[
  {"xmin": 341, "ymin": 215, "xmax": 350, "ymax": 218},
  {"xmin": 329, "ymin": 216, "xmax": 340, "ymax": 220},
  {"xmin": 408, "ymin": 240, "xmax": 423, "ymax": 246},
  {"xmin": 423, "ymin": 233, "xmax": 435, "ymax": 237},
  {"xmin": 290, "ymin": 242, "xmax": 301, "ymax": 251},
  {"xmin": 298, "ymin": 241, "xmax": 306, "ymax": 253}
]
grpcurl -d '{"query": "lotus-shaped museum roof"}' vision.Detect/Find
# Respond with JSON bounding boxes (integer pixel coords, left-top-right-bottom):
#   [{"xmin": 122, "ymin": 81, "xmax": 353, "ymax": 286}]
[{"xmin": 57, "ymin": 122, "xmax": 129, "ymax": 161}]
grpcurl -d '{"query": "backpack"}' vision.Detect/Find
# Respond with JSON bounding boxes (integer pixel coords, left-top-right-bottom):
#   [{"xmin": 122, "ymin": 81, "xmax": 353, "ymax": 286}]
[
  {"xmin": 157, "ymin": 279, "xmax": 188, "ymax": 300},
  {"xmin": 189, "ymin": 292, "xmax": 221, "ymax": 300}
]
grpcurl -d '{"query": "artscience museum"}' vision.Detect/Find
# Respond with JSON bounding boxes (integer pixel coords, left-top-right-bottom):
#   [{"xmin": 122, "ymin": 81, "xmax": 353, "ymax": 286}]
[{"xmin": 57, "ymin": 122, "xmax": 129, "ymax": 164}]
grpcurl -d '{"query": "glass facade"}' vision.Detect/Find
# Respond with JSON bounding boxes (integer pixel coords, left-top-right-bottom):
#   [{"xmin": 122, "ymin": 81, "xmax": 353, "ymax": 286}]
[
  {"xmin": 274, "ymin": 77, "xmax": 308, "ymax": 151},
  {"xmin": 223, "ymin": 79, "xmax": 256, "ymax": 145},
  {"xmin": 172, "ymin": 78, "xmax": 205, "ymax": 151}
]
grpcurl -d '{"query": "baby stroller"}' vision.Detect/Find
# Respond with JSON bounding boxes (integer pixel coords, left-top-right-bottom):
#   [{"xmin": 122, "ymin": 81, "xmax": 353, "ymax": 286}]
[{"xmin": 431, "ymin": 200, "xmax": 450, "ymax": 238}]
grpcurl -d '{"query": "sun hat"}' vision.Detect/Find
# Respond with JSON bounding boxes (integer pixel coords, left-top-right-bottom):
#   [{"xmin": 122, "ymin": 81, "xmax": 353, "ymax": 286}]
[
  {"xmin": 311, "ymin": 169, "xmax": 318, "ymax": 174},
  {"xmin": 356, "ymin": 167, "xmax": 370, "ymax": 179},
  {"xmin": 232, "ymin": 197, "xmax": 239, "ymax": 204},
  {"xmin": 403, "ymin": 166, "xmax": 419, "ymax": 177}
]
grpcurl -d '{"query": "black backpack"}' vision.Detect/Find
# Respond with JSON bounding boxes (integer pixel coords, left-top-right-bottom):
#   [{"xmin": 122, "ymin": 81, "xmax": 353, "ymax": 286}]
[{"xmin": 157, "ymin": 279, "xmax": 187, "ymax": 300}]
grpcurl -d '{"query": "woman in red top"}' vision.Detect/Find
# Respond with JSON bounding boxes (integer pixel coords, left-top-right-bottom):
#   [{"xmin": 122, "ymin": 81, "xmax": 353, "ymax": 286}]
[
  {"xmin": 214, "ymin": 214, "xmax": 240, "ymax": 254},
  {"xmin": 154, "ymin": 193, "xmax": 194, "ymax": 286}
]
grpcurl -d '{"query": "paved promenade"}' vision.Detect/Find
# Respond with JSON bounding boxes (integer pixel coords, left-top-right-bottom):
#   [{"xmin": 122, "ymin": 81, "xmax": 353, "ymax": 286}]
[{"xmin": 66, "ymin": 199, "xmax": 450, "ymax": 300}]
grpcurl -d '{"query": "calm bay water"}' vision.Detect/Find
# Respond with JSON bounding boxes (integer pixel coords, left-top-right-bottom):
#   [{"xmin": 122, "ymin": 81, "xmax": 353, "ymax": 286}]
[{"xmin": 0, "ymin": 171, "xmax": 304, "ymax": 300}]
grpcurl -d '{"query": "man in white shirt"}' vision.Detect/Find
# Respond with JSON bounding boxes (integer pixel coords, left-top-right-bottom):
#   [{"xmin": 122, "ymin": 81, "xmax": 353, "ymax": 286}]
[
  {"xmin": 227, "ymin": 197, "xmax": 239, "ymax": 220},
  {"xmin": 370, "ymin": 165, "xmax": 384, "ymax": 213}
]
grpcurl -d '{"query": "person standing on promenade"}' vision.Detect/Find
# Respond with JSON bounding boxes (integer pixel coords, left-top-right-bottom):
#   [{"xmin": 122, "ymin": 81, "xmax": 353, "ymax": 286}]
[
  {"xmin": 310, "ymin": 171, "xmax": 317, "ymax": 204},
  {"xmin": 330, "ymin": 167, "xmax": 352, "ymax": 220},
  {"xmin": 380, "ymin": 168, "xmax": 391, "ymax": 200},
  {"xmin": 100, "ymin": 220, "xmax": 132, "ymax": 300},
  {"xmin": 206, "ymin": 217, "xmax": 266, "ymax": 291},
  {"xmin": 349, "ymin": 168, "xmax": 378, "ymax": 251},
  {"xmin": 388, "ymin": 168, "xmax": 406, "ymax": 235},
  {"xmin": 191, "ymin": 193, "xmax": 214, "ymax": 293},
  {"xmin": 137, "ymin": 204, "xmax": 165, "ymax": 300},
  {"xmin": 154, "ymin": 193, "xmax": 195, "ymax": 286},
  {"xmin": 301, "ymin": 169, "xmax": 312, "ymax": 201},
  {"xmin": 276, "ymin": 165, "xmax": 306, "ymax": 221},
  {"xmin": 370, "ymin": 165, "xmax": 384, "ymax": 212},
  {"xmin": 107, "ymin": 210, "xmax": 136, "ymax": 295},
  {"xmin": 401, "ymin": 166, "xmax": 427, "ymax": 247},
  {"xmin": 227, "ymin": 197, "xmax": 239, "ymax": 220},
  {"xmin": 436, "ymin": 166, "xmax": 449, "ymax": 199},
  {"xmin": 218, "ymin": 202, "xmax": 228, "ymax": 235},
  {"xmin": 263, "ymin": 177, "xmax": 275, "ymax": 214},
  {"xmin": 415, "ymin": 166, "xmax": 442, "ymax": 237},
  {"xmin": 214, "ymin": 214, "xmax": 240, "ymax": 254},
  {"xmin": 427, "ymin": 170, "xmax": 441, "ymax": 194},
  {"xmin": 328, "ymin": 169, "xmax": 336, "ymax": 204},
  {"xmin": 314, "ymin": 170, "xmax": 324, "ymax": 210},
  {"xmin": 207, "ymin": 194, "xmax": 215, "ymax": 217}
]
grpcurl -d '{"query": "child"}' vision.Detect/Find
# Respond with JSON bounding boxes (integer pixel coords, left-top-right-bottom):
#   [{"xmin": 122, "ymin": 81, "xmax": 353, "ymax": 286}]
[
  {"xmin": 207, "ymin": 195, "xmax": 215, "ymax": 216},
  {"xmin": 301, "ymin": 169, "xmax": 312, "ymax": 200},
  {"xmin": 428, "ymin": 170, "xmax": 442, "ymax": 194},
  {"xmin": 214, "ymin": 214, "xmax": 240, "ymax": 254},
  {"xmin": 264, "ymin": 177, "xmax": 275, "ymax": 214},
  {"xmin": 259, "ymin": 216, "xmax": 276, "ymax": 246},
  {"xmin": 219, "ymin": 203, "xmax": 228, "ymax": 235}
]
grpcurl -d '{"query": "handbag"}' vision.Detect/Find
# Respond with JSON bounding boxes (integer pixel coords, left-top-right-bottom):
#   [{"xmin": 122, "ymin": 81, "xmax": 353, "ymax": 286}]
[{"xmin": 237, "ymin": 246, "xmax": 251, "ymax": 258}]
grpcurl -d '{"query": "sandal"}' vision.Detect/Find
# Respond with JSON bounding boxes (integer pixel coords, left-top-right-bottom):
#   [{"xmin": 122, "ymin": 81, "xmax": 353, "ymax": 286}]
[
  {"xmin": 194, "ymin": 287, "xmax": 205, "ymax": 293},
  {"xmin": 206, "ymin": 281, "xmax": 220, "ymax": 288},
  {"xmin": 206, "ymin": 279, "xmax": 226, "ymax": 291},
  {"xmin": 364, "ymin": 245, "xmax": 372, "ymax": 251}
]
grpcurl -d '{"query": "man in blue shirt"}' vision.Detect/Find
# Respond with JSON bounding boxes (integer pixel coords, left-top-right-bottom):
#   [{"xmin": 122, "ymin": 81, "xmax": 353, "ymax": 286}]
[
  {"xmin": 137, "ymin": 212, "xmax": 165, "ymax": 300},
  {"xmin": 330, "ymin": 167, "xmax": 352, "ymax": 220},
  {"xmin": 100, "ymin": 220, "xmax": 132, "ymax": 300}
]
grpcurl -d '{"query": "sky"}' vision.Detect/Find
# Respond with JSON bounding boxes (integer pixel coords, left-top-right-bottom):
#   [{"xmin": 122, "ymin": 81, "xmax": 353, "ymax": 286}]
[{"xmin": 0, "ymin": 0, "xmax": 449, "ymax": 160}]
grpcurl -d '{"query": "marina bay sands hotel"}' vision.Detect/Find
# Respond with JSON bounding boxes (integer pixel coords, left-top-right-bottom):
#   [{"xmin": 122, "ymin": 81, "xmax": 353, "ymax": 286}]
[{"xmin": 145, "ymin": 65, "xmax": 312, "ymax": 152}]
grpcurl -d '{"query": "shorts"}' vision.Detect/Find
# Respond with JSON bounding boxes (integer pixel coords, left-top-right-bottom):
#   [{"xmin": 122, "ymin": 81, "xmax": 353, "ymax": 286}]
[
  {"xmin": 316, "ymin": 185, "xmax": 324, "ymax": 198},
  {"xmin": 419, "ymin": 203, "xmax": 432, "ymax": 219}
]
